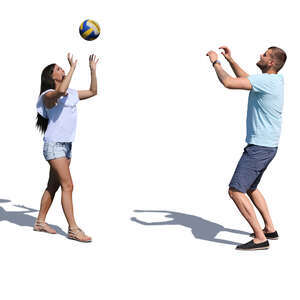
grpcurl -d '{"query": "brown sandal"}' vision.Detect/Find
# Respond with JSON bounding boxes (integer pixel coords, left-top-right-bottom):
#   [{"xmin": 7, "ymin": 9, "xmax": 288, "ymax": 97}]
[
  {"xmin": 68, "ymin": 227, "xmax": 92, "ymax": 243},
  {"xmin": 33, "ymin": 219, "xmax": 56, "ymax": 234}
]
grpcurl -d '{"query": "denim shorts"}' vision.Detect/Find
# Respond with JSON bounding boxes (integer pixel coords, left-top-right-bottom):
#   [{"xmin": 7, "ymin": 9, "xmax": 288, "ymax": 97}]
[
  {"xmin": 43, "ymin": 141, "xmax": 72, "ymax": 161},
  {"xmin": 229, "ymin": 144, "xmax": 277, "ymax": 193}
]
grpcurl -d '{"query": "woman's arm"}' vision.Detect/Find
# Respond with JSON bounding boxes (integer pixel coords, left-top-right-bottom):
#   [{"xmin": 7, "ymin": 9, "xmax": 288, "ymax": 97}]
[
  {"xmin": 44, "ymin": 53, "xmax": 77, "ymax": 109},
  {"xmin": 78, "ymin": 54, "xmax": 99, "ymax": 100}
]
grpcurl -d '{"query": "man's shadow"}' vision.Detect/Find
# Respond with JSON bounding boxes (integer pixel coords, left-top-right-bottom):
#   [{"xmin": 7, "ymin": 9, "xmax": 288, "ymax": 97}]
[
  {"xmin": 131, "ymin": 210, "xmax": 250, "ymax": 245},
  {"xmin": 0, "ymin": 199, "xmax": 66, "ymax": 236}
]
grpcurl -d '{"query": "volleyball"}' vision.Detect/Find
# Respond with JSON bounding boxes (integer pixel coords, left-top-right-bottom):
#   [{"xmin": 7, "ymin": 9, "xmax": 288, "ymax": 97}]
[{"xmin": 79, "ymin": 19, "xmax": 100, "ymax": 41}]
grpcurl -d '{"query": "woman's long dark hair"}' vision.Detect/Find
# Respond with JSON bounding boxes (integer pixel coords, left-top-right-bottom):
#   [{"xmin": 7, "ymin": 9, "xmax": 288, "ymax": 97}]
[{"xmin": 36, "ymin": 64, "xmax": 56, "ymax": 134}]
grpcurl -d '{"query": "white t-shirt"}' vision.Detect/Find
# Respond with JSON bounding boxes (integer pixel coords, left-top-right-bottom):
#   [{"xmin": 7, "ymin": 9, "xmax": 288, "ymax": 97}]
[{"xmin": 36, "ymin": 88, "xmax": 80, "ymax": 142}]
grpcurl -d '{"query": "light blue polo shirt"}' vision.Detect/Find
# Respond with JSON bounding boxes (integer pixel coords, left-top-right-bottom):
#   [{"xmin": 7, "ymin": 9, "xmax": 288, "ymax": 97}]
[{"xmin": 246, "ymin": 73, "xmax": 284, "ymax": 147}]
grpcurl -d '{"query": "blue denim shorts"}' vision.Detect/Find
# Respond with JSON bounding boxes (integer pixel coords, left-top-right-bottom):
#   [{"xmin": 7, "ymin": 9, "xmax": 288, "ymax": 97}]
[
  {"xmin": 229, "ymin": 144, "xmax": 277, "ymax": 193},
  {"xmin": 43, "ymin": 141, "xmax": 72, "ymax": 161}
]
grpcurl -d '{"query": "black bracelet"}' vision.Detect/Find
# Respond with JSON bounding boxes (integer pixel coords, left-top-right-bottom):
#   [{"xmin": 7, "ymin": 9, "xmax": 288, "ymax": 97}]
[{"xmin": 212, "ymin": 60, "xmax": 221, "ymax": 67}]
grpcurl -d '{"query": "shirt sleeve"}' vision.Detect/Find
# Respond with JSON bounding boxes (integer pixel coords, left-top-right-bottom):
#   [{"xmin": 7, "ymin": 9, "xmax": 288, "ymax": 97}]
[
  {"xmin": 74, "ymin": 90, "xmax": 80, "ymax": 104},
  {"xmin": 67, "ymin": 88, "xmax": 80, "ymax": 105},
  {"xmin": 36, "ymin": 89, "xmax": 54, "ymax": 118},
  {"xmin": 248, "ymin": 74, "xmax": 274, "ymax": 94}
]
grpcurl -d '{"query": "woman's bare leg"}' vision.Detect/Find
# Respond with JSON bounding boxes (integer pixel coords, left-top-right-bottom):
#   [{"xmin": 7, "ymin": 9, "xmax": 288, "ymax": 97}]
[
  {"xmin": 48, "ymin": 157, "xmax": 77, "ymax": 227},
  {"xmin": 37, "ymin": 167, "xmax": 60, "ymax": 220},
  {"xmin": 48, "ymin": 157, "xmax": 91, "ymax": 241},
  {"xmin": 37, "ymin": 159, "xmax": 71, "ymax": 217},
  {"xmin": 35, "ymin": 161, "xmax": 71, "ymax": 233}
]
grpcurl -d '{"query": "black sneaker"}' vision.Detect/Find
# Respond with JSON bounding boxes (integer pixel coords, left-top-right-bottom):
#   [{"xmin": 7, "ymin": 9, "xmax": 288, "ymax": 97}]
[
  {"xmin": 249, "ymin": 231, "xmax": 279, "ymax": 240},
  {"xmin": 236, "ymin": 239, "xmax": 269, "ymax": 251}
]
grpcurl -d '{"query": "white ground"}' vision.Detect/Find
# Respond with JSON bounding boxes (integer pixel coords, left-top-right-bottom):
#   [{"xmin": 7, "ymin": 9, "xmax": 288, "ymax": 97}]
[{"xmin": 0, "ymin": 0, "xmax": 299, "ymax": 299}]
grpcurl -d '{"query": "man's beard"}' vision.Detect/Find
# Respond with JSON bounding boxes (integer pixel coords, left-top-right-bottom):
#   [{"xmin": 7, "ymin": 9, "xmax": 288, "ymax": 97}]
[{"xmin": 257, "ymin": 61, "xmax": 267, "ymax": 72}]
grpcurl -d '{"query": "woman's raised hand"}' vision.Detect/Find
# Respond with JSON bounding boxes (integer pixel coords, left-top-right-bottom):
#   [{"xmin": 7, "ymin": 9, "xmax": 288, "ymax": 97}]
[
  {"xmin": 89, "ymin": 54, "xmax": 99, "ymax": 72},
  {"xmin": 67, "ymin": 53, "xmax": 78, "ymax": 69}
]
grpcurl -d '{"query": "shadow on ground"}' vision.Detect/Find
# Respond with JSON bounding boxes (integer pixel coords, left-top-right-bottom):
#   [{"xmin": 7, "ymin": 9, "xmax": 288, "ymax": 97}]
[
  {"xmin": 0, "ymin": 199, "xmax": 66, "ymax": 237},
  {"xmin": 131, "ymin": 209, "xmax": 250, "ymax": 246}
]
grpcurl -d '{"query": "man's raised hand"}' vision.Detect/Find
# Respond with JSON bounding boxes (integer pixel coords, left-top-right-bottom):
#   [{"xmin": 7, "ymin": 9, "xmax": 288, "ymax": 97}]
[
  {"xmin": 219, "ymin": 46, "xmax": 232, "ymax": 61},
  {"xmin": 206, "ymin": 50, "xmax": 218, "ymax": 63}
]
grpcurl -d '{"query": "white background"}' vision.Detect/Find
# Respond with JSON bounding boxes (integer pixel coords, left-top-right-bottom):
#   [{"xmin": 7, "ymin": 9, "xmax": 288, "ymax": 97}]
[{"xmin": 0, "ymin": 0, "xmax": 298, "ymax": 299}]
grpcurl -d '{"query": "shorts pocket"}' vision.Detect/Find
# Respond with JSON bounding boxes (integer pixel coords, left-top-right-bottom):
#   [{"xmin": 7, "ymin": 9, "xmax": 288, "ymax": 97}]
[
  {"xmin": 43, "ymin": 142, "xmax": 55, "ymax": 158},
  {"xmin": 43, "ymin": 142, "xmax": 50, "ymax": 154}
]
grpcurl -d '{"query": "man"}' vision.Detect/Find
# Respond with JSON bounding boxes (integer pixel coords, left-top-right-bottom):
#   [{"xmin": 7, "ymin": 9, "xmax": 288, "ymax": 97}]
[{"xmin": 206, "ymin": 46, "xmax": 287, "ymax": 251}]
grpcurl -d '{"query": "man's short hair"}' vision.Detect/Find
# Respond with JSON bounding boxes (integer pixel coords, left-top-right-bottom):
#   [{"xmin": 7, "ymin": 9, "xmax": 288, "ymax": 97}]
[{"xmin": 268, "ymin": 46, "xmax": 287, "ymax": 72}]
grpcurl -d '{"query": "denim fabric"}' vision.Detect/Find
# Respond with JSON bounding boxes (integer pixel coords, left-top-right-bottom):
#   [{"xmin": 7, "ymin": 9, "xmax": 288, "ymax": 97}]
[
  {"xmin": 43, "ymin": 141, "xmax": 72, "ymax": 161},
  {"xmin": 229, "ymin": 144, "xmax": 277, "ymax": 193}
]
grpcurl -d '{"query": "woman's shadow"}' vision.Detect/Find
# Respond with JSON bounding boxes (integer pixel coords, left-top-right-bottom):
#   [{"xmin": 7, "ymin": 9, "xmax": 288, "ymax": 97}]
[
  {"xmin": 131, "ymin": 210, "xmax": 250, "ymax": 245},
  {"xmin": 0, "ymin": 199, "xmax": 66, "ymax": 236}
]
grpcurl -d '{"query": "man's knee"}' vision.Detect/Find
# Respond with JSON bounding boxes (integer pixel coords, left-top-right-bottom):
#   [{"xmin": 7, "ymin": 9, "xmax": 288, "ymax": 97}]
[
  {"xmin": 228, "ymin": 188, "xmax": 235, "ymax": 199},
  {"xmin": 228, "ymin": 187, "xmax": 242, "ymax": 199},
  {"xmin": 246, "ymin": 188, "xmax": 257, "ymax": 197}
]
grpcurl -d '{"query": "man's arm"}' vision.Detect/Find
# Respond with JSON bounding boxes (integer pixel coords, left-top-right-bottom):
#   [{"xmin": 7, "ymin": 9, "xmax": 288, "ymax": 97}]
[
  {"xmin": 214, "ymin": 63, "xmax": 252, "ymax": 90},
  {"xmin": 206, "ymin": 50, "xmax": 252, "ymax": 90},
  {"xmin": 219, "ymin": 46, "xmax": 249, "ymax": 78}
]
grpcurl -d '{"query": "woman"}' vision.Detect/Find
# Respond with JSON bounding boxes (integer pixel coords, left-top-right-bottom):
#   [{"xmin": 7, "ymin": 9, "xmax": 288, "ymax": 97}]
[{"xmin": 35, "ymin": 53, "xmax": 99, "ymax": 242}]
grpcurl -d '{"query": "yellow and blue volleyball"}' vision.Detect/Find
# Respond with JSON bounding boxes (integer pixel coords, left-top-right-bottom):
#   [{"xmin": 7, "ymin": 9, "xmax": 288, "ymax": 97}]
[{"xmin": 79, "ymin": 19, "xmax": 100, "ymax": 41}]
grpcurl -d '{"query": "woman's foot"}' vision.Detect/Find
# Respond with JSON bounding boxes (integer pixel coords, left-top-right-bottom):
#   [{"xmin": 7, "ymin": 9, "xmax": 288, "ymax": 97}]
[
  {"xmin": 68, "ymin": 227, "xmax": 92, "ymax": 243},
  {"xmin": 33, "ymin": 219, "xmax": 57, "ymax": 234}
]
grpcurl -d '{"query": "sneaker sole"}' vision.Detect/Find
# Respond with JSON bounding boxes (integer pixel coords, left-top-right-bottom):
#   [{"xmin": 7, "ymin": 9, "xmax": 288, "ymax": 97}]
[
  {"xmin": 33, "ymin": 228, "xmax": 56, "ymax": 234},
  {"xmin": 236, "ymin": 246, "xmax": 270, "ymax": 251},
  {"xmin": 249, "ymin": 234, "xmax": 279, "ymax": 240},
  {"xmin": 67, "ymin": 236, "xmax": 92, "ymax": 243}
]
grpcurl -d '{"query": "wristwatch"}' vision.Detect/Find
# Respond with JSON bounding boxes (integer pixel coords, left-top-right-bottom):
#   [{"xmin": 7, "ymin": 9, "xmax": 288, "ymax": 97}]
[{"xmin": 212, "ymin": 60, "xmax": 221, "ymax": 67}]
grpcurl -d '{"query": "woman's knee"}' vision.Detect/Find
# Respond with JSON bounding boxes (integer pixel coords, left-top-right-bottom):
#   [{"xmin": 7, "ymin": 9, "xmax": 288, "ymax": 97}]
[
  {"xmin": 61, "ymin": 181, "xmax": 73, "ymax": 192},
  {"xmin": 46, "ymin": 182, "xmax": 60, "ymax": 195}
]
